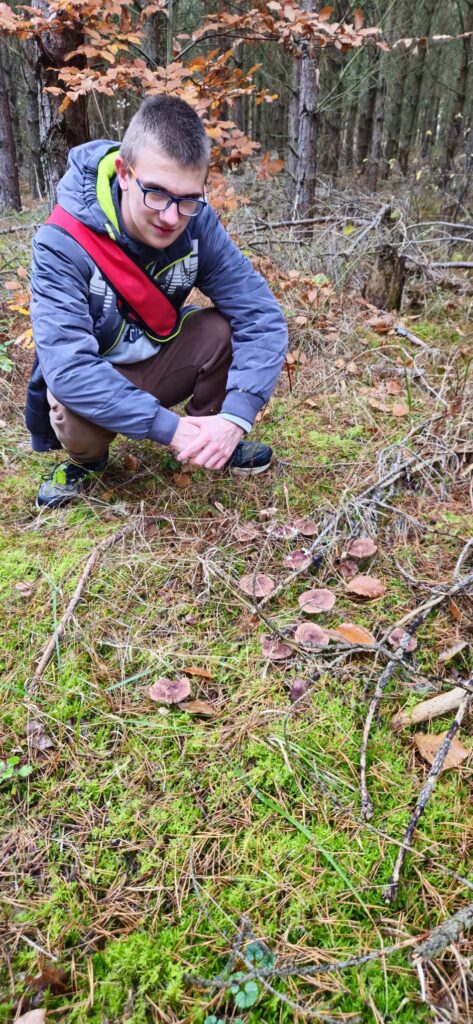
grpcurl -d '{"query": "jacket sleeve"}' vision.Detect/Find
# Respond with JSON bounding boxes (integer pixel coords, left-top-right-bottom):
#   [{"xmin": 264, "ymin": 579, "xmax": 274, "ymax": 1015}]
[
  {"xmin": 195, "ymin": 207, "xmax": 288, "ymax": 425},
  {"xmin": 30, "ymin": 227, "xmax": 179, "ymax": 445}
]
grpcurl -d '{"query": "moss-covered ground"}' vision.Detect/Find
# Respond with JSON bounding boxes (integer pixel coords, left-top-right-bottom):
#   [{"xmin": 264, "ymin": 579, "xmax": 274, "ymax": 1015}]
[{"xmin": 1, "ymin": 215, "xmax": 472, "ymax": 1024}]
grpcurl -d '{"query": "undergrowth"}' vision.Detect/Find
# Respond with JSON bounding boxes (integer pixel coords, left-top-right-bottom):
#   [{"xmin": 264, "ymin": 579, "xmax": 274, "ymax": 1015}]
[{"xmin": 1, "ymin": 205, "xmax": 472, "ymax": 1024}]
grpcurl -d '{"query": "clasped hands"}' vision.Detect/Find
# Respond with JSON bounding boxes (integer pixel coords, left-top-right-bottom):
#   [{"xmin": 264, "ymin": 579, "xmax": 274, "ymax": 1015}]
[{"xmin": 170, "ymin": 414, "xmax": 243, "ymax": 470}]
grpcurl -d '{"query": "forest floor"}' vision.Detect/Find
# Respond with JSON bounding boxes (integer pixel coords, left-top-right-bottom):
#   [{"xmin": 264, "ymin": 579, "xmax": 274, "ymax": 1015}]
[{"xmin": 1, "ymin": 202, "xmax": 472, "ymax": 1024}]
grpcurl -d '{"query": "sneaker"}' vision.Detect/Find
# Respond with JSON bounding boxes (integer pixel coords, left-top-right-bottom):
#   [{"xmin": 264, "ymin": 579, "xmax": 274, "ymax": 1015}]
[
  {"xmin": 226, "ymin": 440, "xmax": 273, "ymax": 475},
  {"xmin": 36, "ymin": 455, "xmax": 109, "ymax": 509}
]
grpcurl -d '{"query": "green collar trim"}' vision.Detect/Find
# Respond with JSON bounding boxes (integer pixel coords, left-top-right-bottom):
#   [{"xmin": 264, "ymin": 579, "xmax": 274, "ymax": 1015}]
[{"xmin": 96, "ymin": 148, "xmax": 120, "ymax": 234}]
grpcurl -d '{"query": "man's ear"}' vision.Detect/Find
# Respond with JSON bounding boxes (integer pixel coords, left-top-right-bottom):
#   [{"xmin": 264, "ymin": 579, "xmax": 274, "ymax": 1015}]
[{"xmin": 115, "ymin": 156, "xmax": 129, "ymax": 191}]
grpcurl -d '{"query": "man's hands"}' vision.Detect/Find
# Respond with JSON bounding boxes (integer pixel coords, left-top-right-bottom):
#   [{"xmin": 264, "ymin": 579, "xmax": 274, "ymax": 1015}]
[{"xmin": 170, "ymin": 415, "xmax": 243, "ymax": 470}]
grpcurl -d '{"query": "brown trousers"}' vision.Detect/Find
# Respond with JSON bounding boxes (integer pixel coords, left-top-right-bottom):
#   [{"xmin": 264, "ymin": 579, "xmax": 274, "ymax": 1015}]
[{"xmin": 47, "ymin": 309, "xmax": 232, "ymax": 463}]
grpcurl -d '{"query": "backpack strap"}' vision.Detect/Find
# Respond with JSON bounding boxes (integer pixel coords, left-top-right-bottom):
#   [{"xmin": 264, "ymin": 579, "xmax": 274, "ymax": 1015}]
[{"xmin": 46, "ymin": 205, "xmax": 180, "ymax": 342}]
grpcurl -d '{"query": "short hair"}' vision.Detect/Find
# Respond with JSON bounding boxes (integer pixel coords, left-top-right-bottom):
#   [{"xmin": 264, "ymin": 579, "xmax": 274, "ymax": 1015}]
[{"xmin": 120, "ymin": 95, "xmax": 211, "ymax": 169}]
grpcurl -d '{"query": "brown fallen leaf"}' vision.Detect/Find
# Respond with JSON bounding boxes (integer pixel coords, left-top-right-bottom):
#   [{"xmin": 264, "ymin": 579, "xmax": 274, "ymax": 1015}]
[
  {"xmin": 388, "ymin": 627, "xmax": 417, "ymax": 652},
  {"xmin": 283, "ymin": 550, "xmax": 312, "ymax": 571},
  {"xmin": 385, "ymin": 378, "xmax": 402, "ymax": 395},
  {"xmin": 392, "ymin": 402, "xmax": 409, "ymax": 417},
  {"xmin": 366, "ymin": 313, "xmax": 395, "ymax": 333},
  {"xmin": 178, "ymin": 699, "xmax": 216, "ymax": 717},
  {"xmin": 26, "ymin": 966, "xmax": 69, "ymax": 995},
  {"xmin": 261, "ymin": 635, "xmax": 293, "ymax": 660},
  {"xmin": 304, "ymin": 398, "xmax": 318, "ymax": 408},
  {"xmin": 16, "ymin": 1012, "xmax": 47, "ymax": 1024},
  {"xmin": 331, "ymin": 622, "xmax": 376, "ymax": 646},
  {"xmin": 346, "ymin": 537, "xmax": 378, "ymax": 559},
  {"xmin": 182, "ymin": 666, "xmax": 214, "ymax": 680},
  {"xmin": 346, "ymin": 575, "xmax": 386, "ymax": 599},
  {"xmin": 124, "ymin": 452, "xmax": 139, "ymax": 471},
  {"xmin": 294, "ymin": 622, "xmax": 330, "ymax": 646},
  {"xmin": 366, "ymin": 396, "xmax": 391, "ymax": 413},
  {"xmin": 438, "ymin": 640, "xmax": 468, "ymax": 663},
  {"xmin": 289, "ymin": 677, "xmax": 310, "ymax": 702},
  {"xmin": 298, "ymin": 588, "xmax": 336, "ymax": 613},
  {"xmin": 239, "ymin": 573, "xmax": 275, "ymax": 598},
  {"xmin": 148, "ymin": 676, "xmax": 191, "ymax": 704},
  {"xmin": 414, "ymin": 731, "xmax": 469, "ymax": 772},
  {"xmin": 172, "ymin": 472, "xmax": 192, "ymax": 488}
]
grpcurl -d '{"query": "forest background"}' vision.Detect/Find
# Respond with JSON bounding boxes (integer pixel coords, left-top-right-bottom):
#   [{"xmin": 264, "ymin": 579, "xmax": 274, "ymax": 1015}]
[{"xmin": 0, "ymin": 1, "xmax": 473, "ymax": 1023}]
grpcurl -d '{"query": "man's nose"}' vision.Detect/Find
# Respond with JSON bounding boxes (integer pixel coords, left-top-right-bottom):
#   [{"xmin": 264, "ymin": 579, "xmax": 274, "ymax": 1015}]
[{"xmin": 159, "ymin": 201, "xmax": 180, "ymax": 227}]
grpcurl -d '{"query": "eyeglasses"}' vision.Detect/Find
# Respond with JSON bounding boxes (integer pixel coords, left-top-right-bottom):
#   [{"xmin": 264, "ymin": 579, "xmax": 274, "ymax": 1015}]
[{"xmin": 128, "ymin": 167, "xmax": 207, "ymax": 217}]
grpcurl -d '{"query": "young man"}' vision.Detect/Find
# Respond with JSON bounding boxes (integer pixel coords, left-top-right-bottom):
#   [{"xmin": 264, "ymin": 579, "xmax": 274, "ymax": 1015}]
[{"xmin": 27, "ymin": 95, "xmax": 288, "ymax": 508}]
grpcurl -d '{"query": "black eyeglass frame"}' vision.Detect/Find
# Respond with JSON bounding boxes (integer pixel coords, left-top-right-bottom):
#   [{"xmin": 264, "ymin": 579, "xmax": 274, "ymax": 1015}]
[{"xmin": 130, "ymin": 169, "xmax": 207, "ymax": 218}]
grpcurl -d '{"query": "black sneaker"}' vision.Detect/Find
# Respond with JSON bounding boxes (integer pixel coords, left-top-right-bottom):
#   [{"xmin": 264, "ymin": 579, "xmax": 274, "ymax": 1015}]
[
  {"xmin": 36, "ymin": 455, "xmax": 109, "ymax": 509},
  {"xmin": 227, "ymin": 441, "xmax": 272, "ymax": 475}
]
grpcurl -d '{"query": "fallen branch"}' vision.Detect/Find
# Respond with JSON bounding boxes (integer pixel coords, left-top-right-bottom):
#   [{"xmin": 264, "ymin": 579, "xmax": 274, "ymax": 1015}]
[
  {"xmin": 385, "ymin": 682, "xmax": 473, "ymax": 903},
  {"xmin": 29, "ymin": 523, "xmax": 135, "ymax": 692},
  {"xmin": 394, "ymin": 324, "xmax": 438, "ymax": 353},
  {"xmin": 360, "ymin": 620, "xmax": 422, "ymax": 821},
  {"xmin": 392, "ymin": 686, "xmax": 468, "ymax": 728},
  {"xmin": 413, "ymin": 902, "xmax": 473, "ymax": 960}
]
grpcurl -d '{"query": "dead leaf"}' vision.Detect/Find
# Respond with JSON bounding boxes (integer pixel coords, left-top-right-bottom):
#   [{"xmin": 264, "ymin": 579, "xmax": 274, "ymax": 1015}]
[
  {"xmin": 172, "ymin": 472, "xmax": 192, "ymax": 488},
  {"xmin": 366, "ymin": 396, "xmax": 391, "ymax": 413},
  {"xmin": 239, "ymin": 573, "xmax": 275, "ymax": 598},
  {"xmin": 26, "ymin": 719, "xmax": 55, "ymax": 751},
  {"xmin": 283, "ymin": 550, "xmax": 312, "ymax": 571},
  {"xmin": 294, "ymin": 622, "xmax": 330, "ymax": 646},
  {"xmin": 414, "ymin": 731, "xmax": 469, "ymax": 771},
  {"xmin": 16, "ymin": 1012, "xmax": 47, "ymax": 1024},
  {"xmin": 178, "ymin": 699, "xmax": 216, "ymax": 717},
  {"xmin": 182, "ymin": 666, "xmax": 214, "ymax": 680},
  {"xmin": 124, "ymin": 452, "xmax": 139, "ymax": 471},
  {"xmin": 304, "ymin": 398, "xmax": 318, "ymax": 408},
  {"xmin": 385, "ymin": 379, "xmax": 402, "ymax": 395},
  {"xmin": 267, "ymin": 523, "xmax": 298, "ymax": 540},
  {"xmin": 448, "ymin": 600, "xmax": 462, "ymax": 621},
  {"xmin": 346, "ymin": 361, "xmax": 358, "ymax": 374},
  {"xmin": 331, "ymin": 622, "xmax": 376, "ymax": 646},
  {"xmin": 233, "ymin": 523, "xmax": 259, "ymax": 542},
  {"xmin": 366, "ymin": 314, "xmax": 395, "ymax": 333},
  {"xmin": 346, "ymin": 575, "xmax": 386, "ymax": 599},
  {"xmin": 261, "ymin": 635, "xmax": 293, "ymax": 660},
  {"xmin": 392, "ymin": 402, "xmax": 409, "ymax": 417},
  {"xmin": 388, "ymin": 627, "xmax": 417, "ymax": 652},
  {"xmin": 438, "ymin": 640, "xmax": 468, "ymax": 663},
  {"xmin": 289, "ymin": 677, "xmax": 310, "ymax": 702},
  {"xmin": 298, "ymin": 588, "xmax": 336, "ymax": 613},
  {"xmin": 148, "ymin": 676, "xmax": 191, "ymax": 704},
  {"xmin": 346, "ymin": 537, "xmax": 378, "ymax": 559},
  {"xmin": 26, "ymin": 966, "xmax": 69, "ymax": 994},
  {"xmin": 293, "ymin": 517, "xmax": 318, "ymax": 536}
]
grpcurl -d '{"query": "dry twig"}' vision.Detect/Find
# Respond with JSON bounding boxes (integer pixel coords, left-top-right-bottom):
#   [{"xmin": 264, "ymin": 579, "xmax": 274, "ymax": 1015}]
[
  {"xmin": 29, "ymin": 523, "xmax": 136, "ymax": 692},
  {"xmin": 385, "ymin": 681, "xmax": 473, "ymax": 903}
]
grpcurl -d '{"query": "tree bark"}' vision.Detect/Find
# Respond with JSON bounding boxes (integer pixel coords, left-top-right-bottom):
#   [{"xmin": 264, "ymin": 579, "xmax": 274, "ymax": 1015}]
[
  {"xmin": 397, "ymin": 0, "xmax": 436, "ymax": 176},
  {"xmin": 292, "ymin": 0, "xmax": 319, "ymax": 219},
  {"xmin": 356, "ymin": 42, "xmax": 379, "ymax": 170},
  {"xmin": 287, "ymin": 55, "xmax": 300, "ymax": 181},
  {"xmin": 32, "ymin": 1, "xmax": 89, "ymax": 210},
  {"xmin": 443, "ymin": 1, "xmax": 473, "ymax": 172},
  {"xmin": 318, "ymin": 0, "xmax": 350, "ymax": 178},
  {"xmin": 0, "ymin": 43, "xmax": 21, "ymax": 210}
]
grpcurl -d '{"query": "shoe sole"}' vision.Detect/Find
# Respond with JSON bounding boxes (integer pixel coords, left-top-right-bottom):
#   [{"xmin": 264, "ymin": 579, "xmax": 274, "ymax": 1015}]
[{"xmin": 229, "ymin": 462, "xmax": 272, "ymax": 476}]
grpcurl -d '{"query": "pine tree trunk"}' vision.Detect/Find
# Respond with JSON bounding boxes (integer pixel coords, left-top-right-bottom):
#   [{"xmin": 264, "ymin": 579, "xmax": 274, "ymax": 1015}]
[
  {"xmin": 443, "ymin": 1, "xmax": 473, "ymax": 171},
  {"xmin": 287, "ymin": 55, "xmax": 300, "ymax": 181},
  {"xmin": 22, "ymin": 39, "xmax": 45, "ymax": 199},
  {"xmin": 292, "ymin": 0, "xmax": 319, "ymax": 219},
  {"xmin": 318, "ymin": 1, "xmax": 350, "ymax": 178},
  {"xmin": 356, "ymin": 42, "xmax": 379, "ymax": 170},
  {"xmin": 397, "ymin": 0, "xmax": 435, "ymax": 176},
  {"xmin": 0, "ymin": 44, "xmax": 21, "ymax": 210}
]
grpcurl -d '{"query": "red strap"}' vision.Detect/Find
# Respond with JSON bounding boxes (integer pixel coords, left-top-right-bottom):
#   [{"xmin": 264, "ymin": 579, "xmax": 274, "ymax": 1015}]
[{"xmin": 46, "ymin": 205, "xmax": 179, "ymax": 340}]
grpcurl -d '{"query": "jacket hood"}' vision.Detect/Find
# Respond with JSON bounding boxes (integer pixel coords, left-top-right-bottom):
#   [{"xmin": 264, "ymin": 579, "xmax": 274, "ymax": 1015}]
[{"xmin": 56, "ymin": 139, "xmax": 122, "ymax": 237}]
